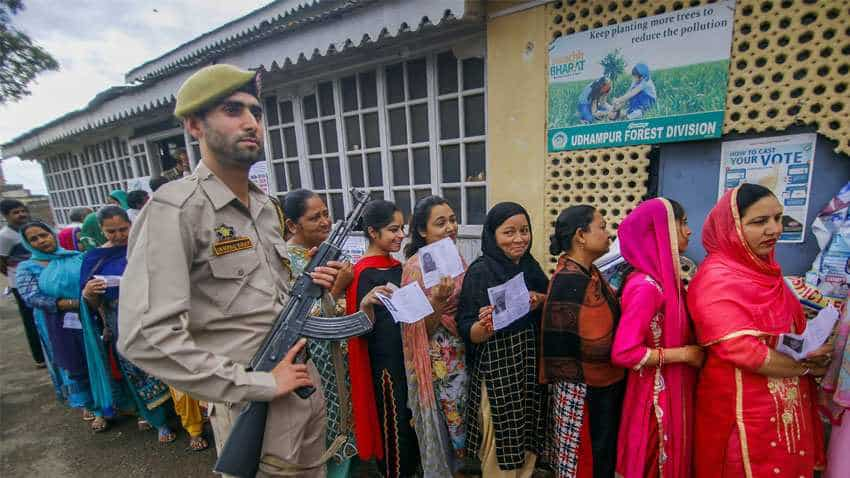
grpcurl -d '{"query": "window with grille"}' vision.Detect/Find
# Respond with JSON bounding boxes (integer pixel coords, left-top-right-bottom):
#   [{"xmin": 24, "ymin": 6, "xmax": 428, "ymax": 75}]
[
  {"xmin": 82, "ymin": 138, "xmax": 135, "ymax": 205},
  {"xmin": 341, "ymin": 70, "xmax": 384, "ymax": 204},
  {"xmin": 263, "ymin": 49, "xmax": 487, "ymax": 228},
  {"xmin": 42, "ymin": 136, "xmax": 145, "ymax": 223},
  {"xmin": 266, "ymin": 97, "xmax": 303, "ymax": 197},
  {"xmin": 43, "ymin": 152, "xmax": 85, "ymax": 224},
  {"xmin": 131, "ymin": 142, "xmax": 151, "ymax": 177}
]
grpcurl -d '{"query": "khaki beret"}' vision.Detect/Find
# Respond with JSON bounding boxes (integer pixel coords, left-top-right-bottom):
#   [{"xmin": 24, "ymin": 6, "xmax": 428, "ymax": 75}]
[{"xmin": 174, "ymin": 64, "xmax": 257, "ymax": 119}]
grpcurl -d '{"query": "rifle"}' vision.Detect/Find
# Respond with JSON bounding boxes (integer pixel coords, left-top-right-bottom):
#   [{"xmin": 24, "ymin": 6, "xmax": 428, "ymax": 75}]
[{"xmin": 214, "ymin": 188, "xmax": 372, "ymax": 478}]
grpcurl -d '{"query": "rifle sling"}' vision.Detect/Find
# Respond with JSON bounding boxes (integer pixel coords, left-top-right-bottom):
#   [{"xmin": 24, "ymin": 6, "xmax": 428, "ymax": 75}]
[{"xmin": 259, "ymin": 433, "xmax": 347, "ymax": 475}]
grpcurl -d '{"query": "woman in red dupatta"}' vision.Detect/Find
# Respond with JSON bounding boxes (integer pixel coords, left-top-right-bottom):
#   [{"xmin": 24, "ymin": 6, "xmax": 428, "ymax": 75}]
[
  {"xmin": 689, "ymin": 184, "xmax": 827, "ymax": 477},
  {"xmin": 346, "ymin": 200, "xmax": 421, "ymax": 477},
  {"xmin": 612, "ymin": 198, "xmax": 702, "ymax": 478}
]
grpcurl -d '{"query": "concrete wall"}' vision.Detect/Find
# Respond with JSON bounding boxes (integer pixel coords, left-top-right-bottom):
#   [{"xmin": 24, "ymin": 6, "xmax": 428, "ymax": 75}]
[
  {"xmin": 485, "ymin": 3, "xmax": 549, "ymax": 260},
  {"xmin": 658, "ymin": 127, "xmax": 850, "ymax": 275}
]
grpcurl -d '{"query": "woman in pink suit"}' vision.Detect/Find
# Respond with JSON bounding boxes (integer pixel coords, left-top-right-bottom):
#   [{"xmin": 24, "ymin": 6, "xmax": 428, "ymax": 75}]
[{"xmin": 611, "ymin": 198, "xmax": 704, "ymax": 478}]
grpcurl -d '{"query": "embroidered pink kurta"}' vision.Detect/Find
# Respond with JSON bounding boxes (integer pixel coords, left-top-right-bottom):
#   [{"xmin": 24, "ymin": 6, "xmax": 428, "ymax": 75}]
[
  {"xmin": 614, "ymin": 198, "xmax": 697, "ymax": 478},
  {"xmin": 612, "ymin": 273, "xmax": 696, "ymax": 478},
  {"xmin": 689, "ymin": 188, "xmax": 825, "ymax": 478}
]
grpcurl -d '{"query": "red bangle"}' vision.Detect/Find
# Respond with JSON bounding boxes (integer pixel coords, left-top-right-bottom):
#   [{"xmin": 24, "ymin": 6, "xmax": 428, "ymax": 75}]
[{"xmin": 657, "ymin": 348, "xmax": 665, "ymax": 368}]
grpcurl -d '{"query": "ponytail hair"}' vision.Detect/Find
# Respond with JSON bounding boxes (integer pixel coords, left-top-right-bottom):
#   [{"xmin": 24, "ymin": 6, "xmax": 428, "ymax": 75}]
[{"xmin": 549, "ymin": 205, "xmax": 596, "ymax": 256}]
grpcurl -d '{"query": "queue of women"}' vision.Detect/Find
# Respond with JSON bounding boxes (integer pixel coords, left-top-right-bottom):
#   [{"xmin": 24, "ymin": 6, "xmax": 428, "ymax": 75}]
[
  {"xmin": 15, "ymin": 182, "xmax": 848, "ymax": 478},
  {"xmin": 15, "ymin": 189, "xmax": 209, "ymax": 451}
]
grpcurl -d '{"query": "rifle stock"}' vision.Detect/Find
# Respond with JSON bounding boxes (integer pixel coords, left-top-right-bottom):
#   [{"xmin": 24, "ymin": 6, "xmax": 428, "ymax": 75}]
[{"xmin": 213, "ymin": 401, "xmax": 268, "ymax": 477}]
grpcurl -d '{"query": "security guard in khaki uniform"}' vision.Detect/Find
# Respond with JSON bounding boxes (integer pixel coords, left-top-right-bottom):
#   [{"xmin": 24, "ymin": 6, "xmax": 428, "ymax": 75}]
[{"xmin": 118, "ymin": 64, "xmax": 358, "ymax": 477}]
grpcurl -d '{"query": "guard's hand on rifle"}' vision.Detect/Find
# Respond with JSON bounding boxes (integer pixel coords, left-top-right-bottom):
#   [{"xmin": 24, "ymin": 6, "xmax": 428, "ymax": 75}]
[
  {"xmin": 359, "ymin": 285, "xmax": 395, "ymax": 322},
  {"xmin": 271, "ymin": 338, "xmax": 314, "ymax": 398}
]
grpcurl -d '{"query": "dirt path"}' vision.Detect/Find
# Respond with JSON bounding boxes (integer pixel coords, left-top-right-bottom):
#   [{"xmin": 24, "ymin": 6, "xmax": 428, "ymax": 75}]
[{"xmin": 0, "ymin": 279, "xmax": 216, "ymax": 477}]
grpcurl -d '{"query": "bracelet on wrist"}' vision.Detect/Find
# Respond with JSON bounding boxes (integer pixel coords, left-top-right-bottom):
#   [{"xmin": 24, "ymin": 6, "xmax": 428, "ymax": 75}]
[{"xmin": 657, "ymin": 348, "xmax": 665, "ymax": 368}]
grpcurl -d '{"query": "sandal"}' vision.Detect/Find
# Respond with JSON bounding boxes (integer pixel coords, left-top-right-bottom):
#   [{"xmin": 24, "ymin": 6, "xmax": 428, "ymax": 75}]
[
  {"xmin": 82, "ymin": 410, "xmax": 96, "ymax": 422},
  {"xmin": 91, "ymin": 416, "xmax": 108, "ymax": 433},
  {"xmin": 137, "ymin": 419, "xmax": 152, "ymax": 431},
  {"xmin": 158, "ymin": 426, "xmax": 177, "ymax": 444},
  {"xmin": 188, "ymin": 435, "xmax": 209, "ymax": 451}
]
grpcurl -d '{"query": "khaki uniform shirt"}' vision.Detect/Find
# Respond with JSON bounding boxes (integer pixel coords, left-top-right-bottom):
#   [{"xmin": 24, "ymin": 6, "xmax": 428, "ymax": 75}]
[{"xmin": 118, "ymin": 162, "xmax": 292, "ymax": 403}]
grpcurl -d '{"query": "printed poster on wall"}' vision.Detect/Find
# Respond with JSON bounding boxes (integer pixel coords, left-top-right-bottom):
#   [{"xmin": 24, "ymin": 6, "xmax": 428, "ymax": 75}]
[
  {"xmin": 249, "ymin": 161, "xmax": 270, "ymax": 194},
  {"xmin": 127, "ymin": 176, "xmax": 152, "ymax": 193},
  {"xmin": 547, "ymin": 0, "xmax": 735, "ymax": 152},
  {"xmin": 342, "ymin": 236, "xmax": 367, "ymax": 264},
  {"xmin": 718, "ymin": 133, "xmax": 817, "ymax": 243}
]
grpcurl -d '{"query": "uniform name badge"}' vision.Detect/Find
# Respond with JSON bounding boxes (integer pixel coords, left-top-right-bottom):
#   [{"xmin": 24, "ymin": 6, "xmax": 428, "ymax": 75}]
[
  {"xmin": 212, "ymin": 236, "xmax": 254, "ymax": 256},
  {"xmin": 212, "ymin": 223, "xmax": 254, "ymax": 256}
]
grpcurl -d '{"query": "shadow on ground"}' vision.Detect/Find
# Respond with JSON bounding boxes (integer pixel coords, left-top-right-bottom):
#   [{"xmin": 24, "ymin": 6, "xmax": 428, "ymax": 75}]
[{"xmin": 0, "ymin": 279, "xmax": 216, "ymax": 478}]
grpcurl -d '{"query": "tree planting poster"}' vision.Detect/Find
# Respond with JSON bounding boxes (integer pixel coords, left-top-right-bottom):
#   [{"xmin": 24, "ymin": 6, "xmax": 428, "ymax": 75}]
[
  {"xmin": 547, "ymin": 0, "xmax": 735, "ymax": 152},
  {"xmin": 718, "ymin": 133, "xmax": 817, "ymax": 243}
]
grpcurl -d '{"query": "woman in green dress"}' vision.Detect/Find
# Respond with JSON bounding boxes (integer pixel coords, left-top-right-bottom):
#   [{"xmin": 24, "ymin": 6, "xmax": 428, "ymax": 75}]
[{"xmin": 283, "ymin": 189, "xmax": 357, "ymax": 477}]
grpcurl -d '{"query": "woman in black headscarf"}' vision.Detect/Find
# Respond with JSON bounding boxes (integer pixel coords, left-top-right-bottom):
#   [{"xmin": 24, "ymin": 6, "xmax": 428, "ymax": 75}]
[{"xmin": 457, "ymin": 202, "xmax": 550, "ymax": 477}]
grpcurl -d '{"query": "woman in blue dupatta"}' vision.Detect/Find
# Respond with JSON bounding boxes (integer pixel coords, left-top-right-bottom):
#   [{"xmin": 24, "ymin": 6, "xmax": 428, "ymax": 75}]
[
  {"xmin": 80, "ymin": 206, "xmax": 176, "ymax": 443},
  {"xmin": 15, "ymin": 221, "xmax": 100, "ymax": 428}
]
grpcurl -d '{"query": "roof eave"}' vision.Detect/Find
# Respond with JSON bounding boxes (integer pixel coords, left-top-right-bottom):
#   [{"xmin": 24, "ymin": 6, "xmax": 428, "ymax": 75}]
[{"xmin": 4, "ymin": 0, "xmax": 479, "ymax": 157}]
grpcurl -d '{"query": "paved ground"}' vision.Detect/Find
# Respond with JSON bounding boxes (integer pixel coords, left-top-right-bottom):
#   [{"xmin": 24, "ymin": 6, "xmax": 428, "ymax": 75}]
[{"xmin": 0, "ymin": 278, "xmax": 217, "ymax": 477}]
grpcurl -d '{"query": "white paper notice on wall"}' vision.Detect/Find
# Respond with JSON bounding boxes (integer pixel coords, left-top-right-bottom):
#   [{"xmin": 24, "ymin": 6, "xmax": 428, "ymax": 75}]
[
  {"xmin": 376, "ymin": 282, "xmax": 434, "ymax": 324},
  {"xmin": 418, "ymin": 238, "xmax": 465, "ymax": 289},
  {"xmin": 488, "ymin": 272, "xmax": 531, "ymax": 330},
  {"xmin": 342, "ymin": 236, "xmax": 367, "ymax": 263},
  {"xmin": 776, "ymin": 305, "xmax": 840, "ymax": 361},
  {"xmin": 127, "ymin": 176, "xmax": 152, "ymax": 193},
  {"xmin": 249, "ymin": 161, "xmax": 270, "ymax": 194}
]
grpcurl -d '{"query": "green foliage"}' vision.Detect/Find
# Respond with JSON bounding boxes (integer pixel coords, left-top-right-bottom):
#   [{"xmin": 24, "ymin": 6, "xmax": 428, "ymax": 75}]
[
  {"xmin": 0, "ymin": 0, "xmax": 59, "ymax": 104},
  {"xmin": 599, "ymin": 49, "xmax": 626, "ymax": 80},
  {"xmin": 548, "ymin": 59, "xmax": 730, "ymax": 129}
]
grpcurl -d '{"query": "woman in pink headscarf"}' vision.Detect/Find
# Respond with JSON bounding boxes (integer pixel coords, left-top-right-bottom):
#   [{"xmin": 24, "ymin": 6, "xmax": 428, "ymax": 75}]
[
  {"xmin": 611, "ymin": 198, "xmax": 703, "ymax": 478},
  {"xmin": 57, "ymin": 226, "xmax": 81, "ymax": 251},
  {"xmin": 689, "ymin": 184, "xmax": 827, "ymax": 477}
]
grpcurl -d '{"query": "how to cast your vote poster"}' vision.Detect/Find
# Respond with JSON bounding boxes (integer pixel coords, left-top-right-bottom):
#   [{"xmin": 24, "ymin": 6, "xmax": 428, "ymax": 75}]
[{"xmin": 718, "ymin": 133, "xmax": 817, "ymax": 243}]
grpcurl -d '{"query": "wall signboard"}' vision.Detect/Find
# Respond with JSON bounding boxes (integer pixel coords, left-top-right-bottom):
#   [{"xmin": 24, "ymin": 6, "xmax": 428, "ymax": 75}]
[{"xmin": 547, "ymin": 0, "xmax": 735, "ymax": 151}]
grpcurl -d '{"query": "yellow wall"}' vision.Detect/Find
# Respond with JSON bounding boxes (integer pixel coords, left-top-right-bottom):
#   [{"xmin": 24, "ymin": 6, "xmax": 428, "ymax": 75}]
[{"xmin": 486, "ymin": 3, "xmax": 548, "ymax": 260}]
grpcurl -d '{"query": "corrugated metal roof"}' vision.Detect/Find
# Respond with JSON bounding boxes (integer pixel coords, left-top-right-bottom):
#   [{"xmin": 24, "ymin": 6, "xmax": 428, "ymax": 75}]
[
  {"xmin": 125, "ymin": 0, "xmax": 363, "ymax": 84},
  {"xmin": 2, "ymin": 0, "xmax": 475, "ymax": 158}
]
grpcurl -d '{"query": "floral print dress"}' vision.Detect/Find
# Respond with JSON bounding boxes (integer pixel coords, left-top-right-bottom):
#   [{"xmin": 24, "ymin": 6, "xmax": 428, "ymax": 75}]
[{"xmin": 401, "ymin": 254, "xmax": 468, "ymax": 474}]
